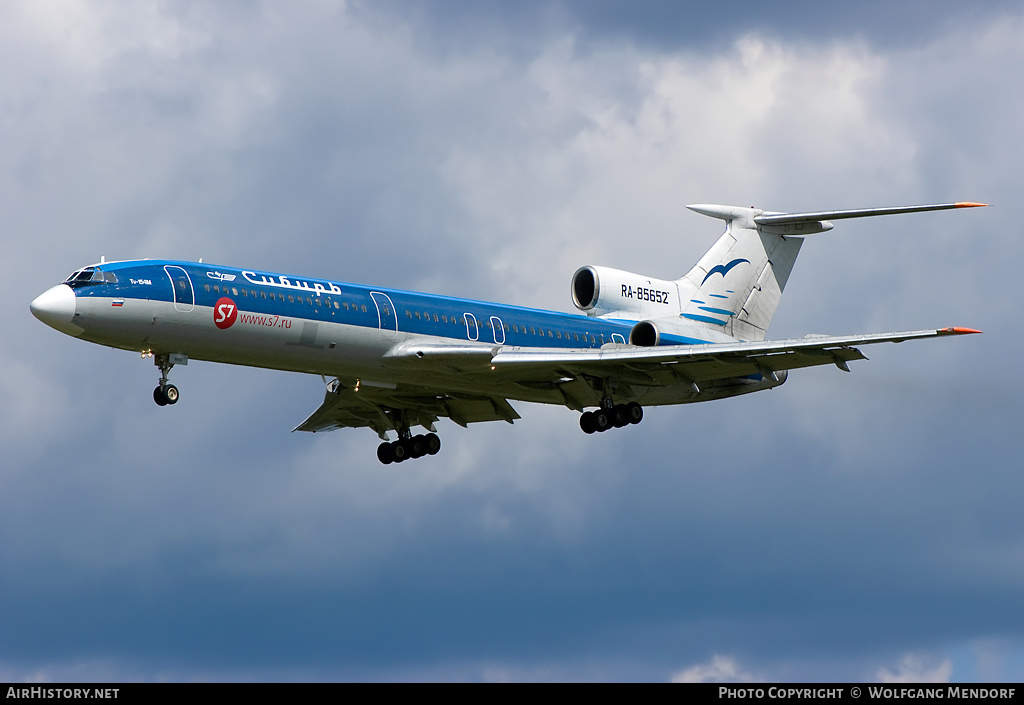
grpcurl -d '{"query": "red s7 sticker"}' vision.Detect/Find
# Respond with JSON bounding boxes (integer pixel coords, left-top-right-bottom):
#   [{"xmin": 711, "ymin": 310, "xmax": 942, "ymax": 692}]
[{"xmin": 214, "ymin": 297, "xmax": 237, "ymax": 329}]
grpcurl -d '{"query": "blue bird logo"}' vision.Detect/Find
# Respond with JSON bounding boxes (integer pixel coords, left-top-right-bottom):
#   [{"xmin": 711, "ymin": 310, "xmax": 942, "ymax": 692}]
[{"xmin": 701, "ymin": 258, "xmax": 750, "ymax": 285}]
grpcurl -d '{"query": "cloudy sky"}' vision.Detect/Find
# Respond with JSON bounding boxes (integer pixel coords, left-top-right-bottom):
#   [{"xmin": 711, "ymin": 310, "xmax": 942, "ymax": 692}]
[{"xmin": 4, "ymin": 0, "xmax": 1024, "ymax": 682}]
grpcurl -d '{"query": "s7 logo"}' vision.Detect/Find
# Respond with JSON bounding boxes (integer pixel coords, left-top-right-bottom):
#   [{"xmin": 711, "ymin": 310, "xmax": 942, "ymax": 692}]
[{"xmin": 214, "ymin": 297, "xmax": 237, "ymax": 329}]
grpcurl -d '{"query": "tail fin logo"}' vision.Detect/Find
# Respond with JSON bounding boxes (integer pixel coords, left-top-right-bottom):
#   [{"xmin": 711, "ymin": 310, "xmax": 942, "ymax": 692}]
[{"xmin": 701, "ymin": 258, "xmax": 750, "ymax": 285}]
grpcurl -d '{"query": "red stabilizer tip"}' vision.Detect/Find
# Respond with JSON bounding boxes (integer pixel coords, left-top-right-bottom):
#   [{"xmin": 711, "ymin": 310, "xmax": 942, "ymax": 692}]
[
  {"xmin": 954, "ymin": 202, "xmax": 989, "ymax": 208},
  {"xmin": 941, "ymin": 327, "xmax": 982, "ymax": 334}
]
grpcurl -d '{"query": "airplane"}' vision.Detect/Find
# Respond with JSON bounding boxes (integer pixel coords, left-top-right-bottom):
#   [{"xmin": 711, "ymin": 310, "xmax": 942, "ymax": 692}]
[{"xmin": 31, "ymin": 201, "xmax": 984, "ymax": 464}]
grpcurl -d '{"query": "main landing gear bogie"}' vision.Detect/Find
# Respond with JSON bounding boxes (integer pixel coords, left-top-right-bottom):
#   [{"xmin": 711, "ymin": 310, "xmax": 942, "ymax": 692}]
[
  {"xmin": 580, "ymin": 402, "xmax": 643, "ymax": 434},
  {"xmin": 377, "ymin": 433, "xmax": 442, "ymax": 465}
]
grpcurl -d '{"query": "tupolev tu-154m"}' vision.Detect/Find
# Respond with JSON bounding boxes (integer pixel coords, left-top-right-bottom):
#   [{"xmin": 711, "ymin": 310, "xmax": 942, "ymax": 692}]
[{"xmin": 31, "ymin": 201, "xmax": 984, "ymax": 464}]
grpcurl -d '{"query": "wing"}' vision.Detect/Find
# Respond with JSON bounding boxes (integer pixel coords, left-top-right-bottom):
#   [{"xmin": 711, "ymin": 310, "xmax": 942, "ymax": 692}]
[
  {"xmin": 489, "ymin": 327, "xmax": 980, "ymax": 402},
  {"xmin": 295, "ymin": 327, "xmax": 978, "ymax": 434},
  {"xmin": 293, "ymin": 377, "xmax": 520, "ymax": 438}
]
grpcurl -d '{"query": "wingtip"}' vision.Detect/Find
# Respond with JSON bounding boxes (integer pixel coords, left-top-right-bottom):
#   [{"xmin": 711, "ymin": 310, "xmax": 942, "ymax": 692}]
[
  {"xmin": 940, "ymin": 326, "xmax": 982, "ymax": 335},
  {"xmin": 954, "ymin": 202, "xmax": 989, "ymax": 208}
]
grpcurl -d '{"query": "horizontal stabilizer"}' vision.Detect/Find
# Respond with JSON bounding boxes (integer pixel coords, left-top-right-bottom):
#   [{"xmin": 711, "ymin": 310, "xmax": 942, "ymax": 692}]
[{"xmin": 754, "ymin": 202, "xmax": 988, "ymax": 226}]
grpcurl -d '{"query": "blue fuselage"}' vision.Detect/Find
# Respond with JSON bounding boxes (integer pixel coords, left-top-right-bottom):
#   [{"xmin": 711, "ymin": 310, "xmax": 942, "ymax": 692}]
[{"xmin": 70, "ymin": 259, "xmax": 713, "ymax": 351}]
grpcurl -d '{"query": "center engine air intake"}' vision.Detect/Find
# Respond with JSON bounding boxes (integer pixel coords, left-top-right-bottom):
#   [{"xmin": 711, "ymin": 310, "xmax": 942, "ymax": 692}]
[{"xmin": 570, "ymin": 265, "xmax": 681, "ymax": 318}]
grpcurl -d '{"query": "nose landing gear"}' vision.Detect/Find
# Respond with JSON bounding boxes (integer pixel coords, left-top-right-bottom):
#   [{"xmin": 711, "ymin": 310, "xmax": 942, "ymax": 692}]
[{"xmin": 151, "ymin": 353, "xmax": 182, "ymax": 406}]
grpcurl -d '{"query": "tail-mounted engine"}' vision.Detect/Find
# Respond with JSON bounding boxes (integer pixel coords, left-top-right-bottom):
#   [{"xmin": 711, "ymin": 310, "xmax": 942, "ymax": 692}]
[{"xmin": 571, "ymin": 266, "xmax": 682, "ymax": 319}]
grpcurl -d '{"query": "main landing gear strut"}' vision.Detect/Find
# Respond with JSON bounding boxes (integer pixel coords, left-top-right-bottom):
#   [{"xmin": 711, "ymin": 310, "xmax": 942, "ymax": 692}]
[
  {"xmin": 377, "ymin": 430, "xmax": 441, "ymax": 465},
  {"xmin": 580, "ymin": 400, "xmax": 643, "ymax": 434},
  {"xmin": 152, "ymin": 353, "xmax": 179, "ymax": 406}
]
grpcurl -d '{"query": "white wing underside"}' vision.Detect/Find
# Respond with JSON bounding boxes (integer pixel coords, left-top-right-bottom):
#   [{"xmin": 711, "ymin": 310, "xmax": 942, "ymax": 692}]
[{"xmin": 294, "ymin": 327, "xmax": 976, "ymax": 436}]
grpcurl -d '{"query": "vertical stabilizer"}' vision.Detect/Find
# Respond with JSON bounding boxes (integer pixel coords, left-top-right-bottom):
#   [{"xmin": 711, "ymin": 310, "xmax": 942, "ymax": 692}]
[{"xmin": 678, "ymin": 205, "xmax": 803, "ymax": 341}]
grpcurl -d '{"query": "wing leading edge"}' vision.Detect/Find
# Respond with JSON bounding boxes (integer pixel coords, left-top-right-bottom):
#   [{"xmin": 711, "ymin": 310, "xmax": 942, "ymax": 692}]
[{"xmin": 488, "ymin": 327, "xmax": 981, "ymax": 401}]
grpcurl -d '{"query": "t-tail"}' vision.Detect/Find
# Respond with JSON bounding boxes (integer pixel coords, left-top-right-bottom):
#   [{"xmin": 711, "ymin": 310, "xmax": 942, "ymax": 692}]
[
  {"xmin": 570, "ymin": 201, "xmax": 987, "ymax": 344},
  {"xmin": 681, "ymin": 202, "xmax": 986, "ymax": 340}
]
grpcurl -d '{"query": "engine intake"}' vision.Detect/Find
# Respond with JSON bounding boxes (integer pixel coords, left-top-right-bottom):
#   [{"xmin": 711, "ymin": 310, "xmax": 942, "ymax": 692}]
[
  {"xmin": 572, "ymin": 266, "xmax": 599, "ymax": 311},
  {"xmin": 629, "ymin": 320, "xmax": 659, "ymax": 346}
]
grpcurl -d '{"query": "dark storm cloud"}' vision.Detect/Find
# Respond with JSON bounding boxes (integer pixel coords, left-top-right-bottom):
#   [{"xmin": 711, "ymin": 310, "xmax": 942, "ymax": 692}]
[{"xmin": 3, "ymin": 0, "xmax": 1023, "ymax": 682}]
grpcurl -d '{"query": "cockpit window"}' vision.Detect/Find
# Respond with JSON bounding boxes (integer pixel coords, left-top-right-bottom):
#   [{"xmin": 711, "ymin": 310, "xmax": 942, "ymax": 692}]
[{"xmin": 64, "ymin": 267, "xmax": 118, "ymax": 289}]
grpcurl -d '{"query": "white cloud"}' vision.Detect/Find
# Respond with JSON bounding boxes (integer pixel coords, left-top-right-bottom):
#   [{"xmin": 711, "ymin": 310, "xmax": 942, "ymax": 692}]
[
  {"xmin": 876, "ymin": 654, "xmax": 952, "ymax": 683},
  {"xmin": 672, "ymin": 655, "xmax": 757, "ymax": 683}
]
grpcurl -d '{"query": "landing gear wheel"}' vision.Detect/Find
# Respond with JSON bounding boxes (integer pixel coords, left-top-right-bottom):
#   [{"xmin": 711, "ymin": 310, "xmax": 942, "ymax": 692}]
[
  {"xmin": 163, "ymin": 384, "xmax": 179, "ymax": 405},
  {"xmin": 594, "ymin": 410, "xmax": 611, "ymax": 432},
  {"xmin": 410, "ymin": 435, "xmax": 427, "ymax": 459},
  {"xmin": 626, "ymin": 402, "xmax": 643, "ymax": 424},
  {"xmin": 611, "ymin": 405, "xmax": 629, "ymax": 428},
  {"xmin": 153, "ymin": 386, "xmax": 168, "ymax": 406},
  {"xmin": 377, "ymin": 442, "xmax": 395, "ymax": 465},
  {"xmin": 580, "ymin": 411, "xmax": 597, "ymax": 434},
  {"xmin": 392, "ymin": 440, "xmax": 410, "ymax": 462},
  {"xmin": 425, "ymin": 433, "xmax": 441, "ymax": 455}
]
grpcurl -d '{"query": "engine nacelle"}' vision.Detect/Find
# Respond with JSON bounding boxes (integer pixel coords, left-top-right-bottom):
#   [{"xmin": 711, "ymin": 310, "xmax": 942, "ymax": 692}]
[{"xmin": 571, "ymin": 266, "xmax": 681, "ymax": 318}]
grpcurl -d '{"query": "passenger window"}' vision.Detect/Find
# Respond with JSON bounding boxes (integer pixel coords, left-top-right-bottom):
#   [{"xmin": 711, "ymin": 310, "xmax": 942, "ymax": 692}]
[
  {"xmin": 406, "ymin": 310, "xmax": 412, "ymax": 318},
  {"xmin": 442, "ymin": 315, "xmax": 448, "ymax": 323},
  {"xmin": 288, "ymin": 295, "xmax": 294, "ymax": 303},
  {"xmin": 433, "ymin": 313, "xmax": 439, "ymax": 322},
  {"xmin": 233, "ymin": 288, "xmax": 239, "ymax": 296},
  {"xmin": 334, "ymin": 302, "xmax": 339, "ymax": 309},
  {"xmin": 530, "ymin": 327, "xmax": 536, "ymax": 335},
  {"xmin": 361, "ymin": 304, "xmax": 367, "ymax": 312},
  {"xmin": 214, "ymin": 285, "xmax": 220, "ymax": 293},
  {"xmin": 415, "ymin": 311, "xmax": 421, "ymax": 319},
  {"xmin": 204, "ymin": 284, "xmax": 211, "ymax": 292},
  {"xmin": 306, "ymin": 297, "xmax": 312, "ymax": 305}
]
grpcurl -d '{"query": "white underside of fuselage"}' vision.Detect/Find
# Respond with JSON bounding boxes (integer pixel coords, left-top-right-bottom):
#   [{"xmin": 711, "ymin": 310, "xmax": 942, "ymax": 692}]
[{"xmin": 71, "ymin": 295, "xmax": 775, "ymax": 409}]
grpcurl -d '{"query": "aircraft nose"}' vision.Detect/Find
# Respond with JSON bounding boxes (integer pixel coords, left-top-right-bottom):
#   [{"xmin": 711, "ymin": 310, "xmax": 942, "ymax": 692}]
[{"xmin": 30, "ymin": 284, "xmax": 81, "ymax": 335}]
